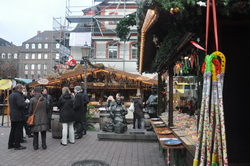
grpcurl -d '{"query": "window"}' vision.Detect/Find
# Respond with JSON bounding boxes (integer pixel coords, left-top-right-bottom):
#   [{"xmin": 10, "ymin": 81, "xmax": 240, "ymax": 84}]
[
  {"xmin": 55, "ymin": 53, "xmax": 60, "ymax": 59},
  {"xmin": 56, "ymin": 43, "xmax": 60, "ymax": 49},
  {"xmin": 8, "ymin": 53, "xmax": 11, "ymax": 59},
  {"xmin": 31, "ymin": 64, "xmax": 35, "ymax": 70},
  {"xmin": 44, "ymin": 54, "xmax": 48, "ymax": 59},
  {"xmin": 32, "ymin": 43, "xmax": 35, "ymax": 49},
  {"xmin": 25, "ymin": 74, "xmax": 28, "ymax": 79},
  {"xmin": 37, "ymin": 64, "xmax": 41, "ymax": 70},
  {"xmin": 44, "ymin": 64, "xmax": 47, "ymax": 70},
  {"xmin": 38, "ymin": 43, "xmax": 42, "ymax": 49},
  {"xmin": 25, "ymin": 44, "xmax": 29, "ymax": 49},
  {"xmin": 38, "ymin": 54, "xmax": 41, "ymax": 59},
  {"xmin": 108, "ymin": 43, "xmax": 118, "ymax": 58},
  {"xmin": 32, "ymin": 54, "xmax": 35, "ymax": 59},
  {"xmin": 25, "ymin": 54, "xmax": 29, "ymax": 59},
  {"xmin": 2, "ymin": 53, "xmax": 5, "ymax": 59},
  {"xmin": 44, "ymin": 43, "xmax": 48, "ymax": 49},
  {"xmin": 24, "ymin": 64, "xmax": 29, "ymax": 70},
  {"xmin": 131, "ymin": 43, "xmax": 137, "ymax": 59},
  {"xmin": 109, "ymin": 12, "xmax": 118, "ymax": 24},
  {"xmin": 14, "ymin": 53, "xmax": 18, "ymax": 59}
]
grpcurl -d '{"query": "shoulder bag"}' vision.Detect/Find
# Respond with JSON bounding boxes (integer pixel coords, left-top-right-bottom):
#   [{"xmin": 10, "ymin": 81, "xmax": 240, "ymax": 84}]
[{"xmin": 27, "ymin": 97, "xmax": 41, "ymax": 126}]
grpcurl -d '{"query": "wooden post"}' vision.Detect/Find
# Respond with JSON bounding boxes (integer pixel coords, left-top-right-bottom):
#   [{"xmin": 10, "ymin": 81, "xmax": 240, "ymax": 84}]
[{"xmin": 169, "ymin": 64, "xmax": 174, "ymax": 126}]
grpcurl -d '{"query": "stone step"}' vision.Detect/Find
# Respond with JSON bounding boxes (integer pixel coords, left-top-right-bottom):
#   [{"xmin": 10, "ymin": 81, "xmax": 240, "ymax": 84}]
[{"xmin": 97, "ymin": 129, "xmax": 157, "ymax": 141}]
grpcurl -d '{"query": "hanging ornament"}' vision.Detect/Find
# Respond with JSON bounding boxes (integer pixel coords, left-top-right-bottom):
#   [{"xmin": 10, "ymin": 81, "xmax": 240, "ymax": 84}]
[
  {"xmin": 173, "ymin": 7, "xmax": 180, "ymax": 13},
  {"xmin": 170, "ymin": 8, "xmax": 174, "ymax": 15}
]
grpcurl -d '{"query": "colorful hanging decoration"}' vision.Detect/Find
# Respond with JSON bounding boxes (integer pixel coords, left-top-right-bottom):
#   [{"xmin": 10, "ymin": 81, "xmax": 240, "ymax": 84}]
[{"xmin": 193, "ymin": 51, "xmax": 228, "ymax": 166}]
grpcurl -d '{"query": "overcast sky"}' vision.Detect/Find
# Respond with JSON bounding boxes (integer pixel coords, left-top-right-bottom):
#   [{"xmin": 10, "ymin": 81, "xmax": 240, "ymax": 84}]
[{"xmin": 0, "ymin": 0, "xmax": 94, "ymax": 46}]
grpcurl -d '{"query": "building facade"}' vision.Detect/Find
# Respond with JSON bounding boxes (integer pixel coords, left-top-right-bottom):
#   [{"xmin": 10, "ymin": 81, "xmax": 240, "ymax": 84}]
[
  {"xmin": 0, "ymin": 42, "xmax": 20, "ymax": 79},
  {"xmin": 18, "ymin": 31, "xmax": 70, "ymax": 80},
  {"xmin": 65, "ymin": 0, "xmax": 140, "ymax": 74}
]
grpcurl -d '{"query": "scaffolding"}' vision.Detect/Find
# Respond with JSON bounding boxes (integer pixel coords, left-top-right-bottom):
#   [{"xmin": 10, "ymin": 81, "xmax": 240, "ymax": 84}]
[{"xmin": 53, "ymin": 0, "xmax": 138, "ymax": 72}]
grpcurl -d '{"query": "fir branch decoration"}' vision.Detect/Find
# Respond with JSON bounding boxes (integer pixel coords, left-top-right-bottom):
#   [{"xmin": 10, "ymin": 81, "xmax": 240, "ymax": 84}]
[{"xmin": 116, "ymin": 13, "xmax": 136, "ymax": 41}]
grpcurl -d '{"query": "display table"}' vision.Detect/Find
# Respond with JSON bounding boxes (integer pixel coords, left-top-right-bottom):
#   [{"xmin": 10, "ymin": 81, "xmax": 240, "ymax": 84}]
[
  {"xmin": 159, "ymin": 116, "xmax": 196, "ymax": 157},
  {"xmin": 151, "ymin": 120, "xmax": 184, "ymax": 149}
]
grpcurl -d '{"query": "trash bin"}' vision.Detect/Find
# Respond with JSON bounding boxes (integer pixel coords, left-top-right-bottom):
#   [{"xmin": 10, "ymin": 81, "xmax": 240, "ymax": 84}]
[
  {"xmin": 99, "ymin": 107, "xmax": 111, "ymax": 130},
  {"xmin": 51, "ymin": 109, "xmax": 62, "ymax": 138}
]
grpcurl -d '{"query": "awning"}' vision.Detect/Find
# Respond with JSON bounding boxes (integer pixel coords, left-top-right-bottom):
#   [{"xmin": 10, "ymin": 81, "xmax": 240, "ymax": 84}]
[
  {"xmin": 14, "ymin": 78, "xmax": 33, "ymax": 84},
  {"xmin": 0, "ymin": 79, "xmax": 12, "ymax": 90}
]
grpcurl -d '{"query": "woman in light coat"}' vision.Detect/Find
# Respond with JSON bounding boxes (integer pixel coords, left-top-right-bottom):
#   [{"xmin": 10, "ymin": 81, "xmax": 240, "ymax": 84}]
[
  {"xmin": 29, "ymin": 88, "xmax": 49, "ymax": 150},
  {"xmin": 58, "ymin": 87, "xmax": 75, "ymax": 145}
]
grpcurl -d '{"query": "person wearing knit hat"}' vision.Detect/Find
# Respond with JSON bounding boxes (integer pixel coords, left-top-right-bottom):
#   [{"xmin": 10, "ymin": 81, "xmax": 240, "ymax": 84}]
[
  {"xmin": 74, "ymin": 86, "xmax": 81, "ymax": 92},
  {"xmin": 73, "ymin": 86, "xmax": 89, "ymax": 139}
]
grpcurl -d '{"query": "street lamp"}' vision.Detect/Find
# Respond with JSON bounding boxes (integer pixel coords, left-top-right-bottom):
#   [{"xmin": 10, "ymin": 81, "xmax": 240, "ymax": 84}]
[{"xmin": 81, "ymin": 43, "xmax": 91, "ymax": 94}]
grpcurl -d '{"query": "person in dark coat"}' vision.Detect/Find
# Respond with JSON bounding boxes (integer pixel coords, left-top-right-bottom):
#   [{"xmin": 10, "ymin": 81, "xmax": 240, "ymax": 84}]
[
  {"xmin": 73, "ymin": 86, "xmax": 89, "ymax": 139},
  {"xmin": 21, "ymin": 86, "xmax": 31, "ymax": 141},
  {"xmin": 133, "ymin": 95, "xmax": 145, "ymax": 129},
  {"xmin": 42, "ymin": 88, "xmax": 53, "ymax": 131},
  {"xmin": 29, "ymin": 88, "xmax": 49, "ymax": 150},
  {"xmin": 58, "ymin": 87, "xmax": 75, "ymax": 146},
  {"xmin": 8, "ymin": 84, "xmax": 28, "ymax": 150}
]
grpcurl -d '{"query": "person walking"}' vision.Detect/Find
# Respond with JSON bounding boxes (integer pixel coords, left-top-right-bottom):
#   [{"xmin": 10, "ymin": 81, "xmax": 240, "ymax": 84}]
[
  {"xmin": 29, "ymin": 88, "xmax": 49, "ymax": 150},
  {"xmin": 8, "ymin": 84, "xmax": 28, "ymax": 150},
  {"xmin": 73, "ymin": 86, "xmax": 89, "ymax": 139},
  {"xmin": 133, "ymin": 95, "xmax": 145, "ymax": 129},
  {"xmin": 42, "ymin": 88, "xmax": 53, "ymax": 132},
  {"xmin": 58, "ymin": 87, "xmax": 75, "ymax": 146}
]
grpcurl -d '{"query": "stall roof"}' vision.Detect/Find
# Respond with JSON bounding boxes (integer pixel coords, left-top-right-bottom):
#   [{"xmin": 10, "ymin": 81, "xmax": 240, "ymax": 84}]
[
  {"xmin": 14, "ymin": 78, "xmax": 33, "ymax": 84},
  {"xmin": 27, "ymin": 66, "xmax": 157, "ymax": 88}
]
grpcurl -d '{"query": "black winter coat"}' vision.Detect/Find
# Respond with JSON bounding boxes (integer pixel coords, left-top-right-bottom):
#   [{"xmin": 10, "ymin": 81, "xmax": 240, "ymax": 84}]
[
  {"xmin": 9, "ymin": 90, "xmax": 27, "ymax": 121},
  {"xmin": 134, "ymin": 98, "xmax": 144, "ymax": 119},
  {"xmin": 58, "ymin": 93, "xmax": 74, "ymax": 123},
  {"xmin": 73, "ymin": 92, "xmax": 89, "ymax": 122}
]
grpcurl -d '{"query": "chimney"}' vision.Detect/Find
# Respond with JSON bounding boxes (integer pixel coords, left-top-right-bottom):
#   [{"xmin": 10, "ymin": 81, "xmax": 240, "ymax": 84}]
[{"xmin": 37, "ymin": 31, "xmax": 41, "ymax": 35}]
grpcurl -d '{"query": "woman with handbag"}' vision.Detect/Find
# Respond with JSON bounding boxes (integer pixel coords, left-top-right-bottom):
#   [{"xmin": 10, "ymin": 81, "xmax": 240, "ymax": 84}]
[
  {"xmin": 58, "ymin": 87, "xmax": 75, "ymax": 146},
  {"xmin": 29, "ymin": 88, "xmax": 49, "ymax": 150}
]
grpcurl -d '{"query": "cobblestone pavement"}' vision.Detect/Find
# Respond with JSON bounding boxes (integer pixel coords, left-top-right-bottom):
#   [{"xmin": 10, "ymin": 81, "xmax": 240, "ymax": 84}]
[{"xmin": 0, "ymin": 126, "xmax": 166, "ymax": 166}]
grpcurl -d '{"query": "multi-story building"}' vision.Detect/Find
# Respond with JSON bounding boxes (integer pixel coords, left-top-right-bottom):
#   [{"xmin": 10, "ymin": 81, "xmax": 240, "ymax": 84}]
[
  {"xmin": 64, "ymin": 0, "xmax": 140, "ymax": 74},
  {"xmin": 0, "ymin": 39, "xmax": 20, "ymax": 78},
  {"xmin": 18, "ymin": 31, "xmax": 70, "ymax": 80}
]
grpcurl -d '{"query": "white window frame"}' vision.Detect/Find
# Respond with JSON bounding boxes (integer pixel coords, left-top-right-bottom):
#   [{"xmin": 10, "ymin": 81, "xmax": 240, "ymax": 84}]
[
  {"xmin": 32, "ymin": 54, "xmax": 35, "ymax": 59},
  {"xmin": 25, "ymin": 54, "xmax": 29, "ymax": 59},
  {"xmin": 2, "ymin": 53, "xmax": 5, "ymax": 59},
  {"xmin": 8, "ymin": 53, "xmax": 11, "ymax": 59},
  {"xmin": 32, "ymin": 43, "xmax": 35, "ymax": 49},
  {"xmin": 31, "ymin": 64, "xmax": 35, "ymax": 70},
  {"xmin": 37, "ymin": 64, "xmax": 41, "ymax": 70},
  {"xmin": 14, "ymin": 53, "xmax": 18, "ymax": 59},
  {"xmin": 38, "ymin": 54, "xmax": 41, "ymax": 59},
  {"xmin": 44, "ymin": 43, "xmax": 48, "ymax": 49},
  {"xmin": 108, "ymin": 43, "xmax": 118, "ymax": 59},
  {"xmin": 38, "ymin": 43, "xmax": 42, "ymax": 49},
  {"xmin": 24, "ymin": 64, "xmax": 29, "ymax": 70},
  {"xmin": 56, "ymin": 43, "xmax": 60, "ymax": 49},
  {"xmin": 55, "ymin": 53, "xmax": 60, "ymax": 59},
  {"xmin": 131, "ymin": 43, "xmax": 137, "ymax": 59},
  {"xmin": 25, "ymin": 44, "xmax": 29, "ymax": 49}
]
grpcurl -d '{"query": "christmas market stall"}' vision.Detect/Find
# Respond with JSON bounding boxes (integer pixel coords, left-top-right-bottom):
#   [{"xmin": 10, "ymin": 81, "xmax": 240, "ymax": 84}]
[
  {"xmin": 27, "ymin": 63, "xmax": 157, "ymax": 120},
  {"xmin": 133, "ymin": 0, "xmax": 250, "ymax": 165}
]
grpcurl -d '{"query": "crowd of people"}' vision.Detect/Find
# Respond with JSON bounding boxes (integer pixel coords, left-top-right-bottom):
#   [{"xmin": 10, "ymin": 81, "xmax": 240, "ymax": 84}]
[
  {"xmin": 7, "ymin": 84, "xmax": 89, "ymax": 150},
  {"xmin": 8, "ymin": 83, "xmax": 158, "ymax": 150}
]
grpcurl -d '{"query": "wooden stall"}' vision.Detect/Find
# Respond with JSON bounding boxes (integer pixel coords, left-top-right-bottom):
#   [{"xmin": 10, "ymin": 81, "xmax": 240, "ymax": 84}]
[{"xmin": 27, "ymin": 65, "xmax": 157, "ymax": 107}]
